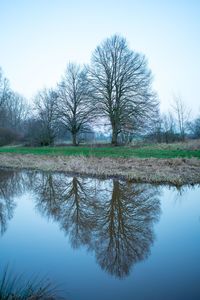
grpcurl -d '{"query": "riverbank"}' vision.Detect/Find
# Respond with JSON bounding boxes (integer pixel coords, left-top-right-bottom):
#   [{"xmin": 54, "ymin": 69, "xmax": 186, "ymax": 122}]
[{"xmin": 0, "ymin": 153, "xmax": 200, "ymax": 185}]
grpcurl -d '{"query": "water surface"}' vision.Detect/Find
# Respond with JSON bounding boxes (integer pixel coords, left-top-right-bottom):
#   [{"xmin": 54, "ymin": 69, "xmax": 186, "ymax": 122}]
[{"xmin": 0, "ymin": 169, "xmax": 199, "ymax": 300}]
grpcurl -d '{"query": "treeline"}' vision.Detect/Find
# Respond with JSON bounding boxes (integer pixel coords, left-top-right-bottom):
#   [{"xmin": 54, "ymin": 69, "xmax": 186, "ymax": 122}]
[
  {"xmin": 0, "ymin": 69, "xmax": 28, "ymax": 146},
  {"xmin": 29, "ymin": 34, "xmax": 158, "ymax": 146},
  {"xmin": 0, "ymin": 35, "xmax": 199, "ymax": 146},
  {"xmin": 149, "ymin": 95, "xmax": 200, "ymax": 143}
]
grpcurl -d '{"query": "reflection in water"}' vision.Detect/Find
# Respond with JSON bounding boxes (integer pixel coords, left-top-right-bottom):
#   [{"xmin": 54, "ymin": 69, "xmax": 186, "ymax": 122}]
[
  {"xmin": 33, "ymin": 174, "xmax": 97, "ymax": 249},
  {"xmin": 32, "ymin": 172, "xmax": 161, "ymax": 278},
  {"xmin": 0, "ymin": 169, "xmax": 26, "ymax": 235},
  {"xmin": 93, "ymin": 180, "xmax": 160, "ymax": 278},
  {"xmin": 0, "ymin": 169, "xmax": 161, "ymax": 278},
  {"xmin": 1, "ymin": 169, "xmax": 200, "ymax": 300}
]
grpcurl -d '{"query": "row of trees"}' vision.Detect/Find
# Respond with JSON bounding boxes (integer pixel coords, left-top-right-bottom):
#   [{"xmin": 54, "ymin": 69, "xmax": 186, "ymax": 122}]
[
  {"xmin": 150, "ymin": 95, "xmax": 200, "ymax": 143},
  {"xmin": 30, "ymin": 34, "xmax": 159, "ymax": 146},
  {"xmin": 0, "ymin": 34, "xmax": 199, "ymax": 146}
]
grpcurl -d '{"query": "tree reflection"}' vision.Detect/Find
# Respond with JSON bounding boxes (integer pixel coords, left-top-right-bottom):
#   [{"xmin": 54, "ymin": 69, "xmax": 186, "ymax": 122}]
[
  {"xmin": 93, "ymin": 180, "xmax": 160, "ymax": 278},
  {"xmin": 0, "ymin": 169, "xmax": 26, "ymax": 235},
  {"xmin": 33, "ymin": 173, "xmax": 98, "ymax": 248},
  {"xmin": 33, "ymin": 172, "xmax": 160, "ymax": 278}
]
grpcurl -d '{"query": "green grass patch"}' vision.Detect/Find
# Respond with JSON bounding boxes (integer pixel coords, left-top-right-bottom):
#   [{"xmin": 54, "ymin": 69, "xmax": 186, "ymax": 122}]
[{"xmin": 0, "ymin": 145, "xmax": 200, "ymax": 159}]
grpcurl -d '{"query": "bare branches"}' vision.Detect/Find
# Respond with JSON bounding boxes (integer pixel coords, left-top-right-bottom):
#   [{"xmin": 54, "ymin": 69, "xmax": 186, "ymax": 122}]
[
  {"xmin": 0, "ymin": 68, "xmax": 29, "ymax": 145},
  {"xmin": 188, "ymin": 115, "xmax": 200, "ymax": 138},
  {"xmin": 34, "ymin": 88, "xmax": 58, "ymax": 145},
  {"xmin": 0, "ymin": 68, "xmax": 10, "ymax": 110},
  {"xmin": 172, "ymin": 95, "xmax": 190, "ymax": 141},
  {"xmin": 88, "ymin": 35, "xmax": 158, "ymax": 145},
  {"xmin": 57, "ymin": 63, "xmax": 94, "ymax": 145},
  {"xmin": 0, "ymin": 35, "xmax": 160, "ymax": 146}
]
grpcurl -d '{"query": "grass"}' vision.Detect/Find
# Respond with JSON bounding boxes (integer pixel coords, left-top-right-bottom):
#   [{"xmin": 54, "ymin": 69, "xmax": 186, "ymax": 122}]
[
  {"xmin": 0, "ymin": 265, "xmax": 61, "ymax": 299},
  {"xmin": 0, "ymin": 145, "xmax": 200, "ymax": 159},
  {"xmin": 0, "ymin": 147, "xmax": 200, "ymax": 185}
]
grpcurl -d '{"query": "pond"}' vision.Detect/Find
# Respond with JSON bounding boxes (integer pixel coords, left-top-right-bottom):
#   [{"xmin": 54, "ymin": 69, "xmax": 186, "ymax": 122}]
[{"xmin": 0, "ymin": 168, "xmax": 199, "ymax": 300}]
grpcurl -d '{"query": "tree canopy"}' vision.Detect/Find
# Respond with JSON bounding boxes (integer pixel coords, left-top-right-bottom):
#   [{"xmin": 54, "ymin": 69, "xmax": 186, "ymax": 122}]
[{"xmin": 88, "ymin": 35, "xmax": 158, "ymax": 145}]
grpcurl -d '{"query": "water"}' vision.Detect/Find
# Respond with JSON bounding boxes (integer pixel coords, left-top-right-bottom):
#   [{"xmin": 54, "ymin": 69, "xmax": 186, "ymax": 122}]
[{"xmin": 0, "ymin": 168, "xmax": 199, "ymax": 300}]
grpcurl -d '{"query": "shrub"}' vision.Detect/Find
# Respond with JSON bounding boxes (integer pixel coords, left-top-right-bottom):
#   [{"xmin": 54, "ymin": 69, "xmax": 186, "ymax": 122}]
[{"xmin": 0, "ymin": 128, "xmax": 21, "ymax": 146}]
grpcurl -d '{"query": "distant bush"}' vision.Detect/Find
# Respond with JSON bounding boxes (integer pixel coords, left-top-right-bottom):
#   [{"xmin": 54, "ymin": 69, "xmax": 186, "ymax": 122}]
[
  {"xmin": 188, "ymin": 116, "xmax": 200, "ymax": 139},
  {"xmin": 23, "ymin": 119, "xmax": 53, "ymax": 147},
  {"xmin": 0, "ymin": 127, "xmax": 21, "ymax": 146}
]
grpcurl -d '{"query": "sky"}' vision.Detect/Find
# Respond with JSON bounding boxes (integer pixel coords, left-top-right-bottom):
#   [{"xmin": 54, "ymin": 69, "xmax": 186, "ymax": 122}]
[{"xmin": 0, "ymin": 0, "xmax": 200, "ymax": 116}]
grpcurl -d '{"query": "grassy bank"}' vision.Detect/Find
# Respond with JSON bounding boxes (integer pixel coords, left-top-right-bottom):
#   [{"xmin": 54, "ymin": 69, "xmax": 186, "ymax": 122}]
[
  {"xmin": 1, "ymin": 142, "xmax": 200, "ymax": 185},
  {"xmin": 0, "ymin": 153, "xmax": 200, "ymax": 185},
  {"xmin": 0, "ymin": 144, "xmax": 200, "ymax": 159}
]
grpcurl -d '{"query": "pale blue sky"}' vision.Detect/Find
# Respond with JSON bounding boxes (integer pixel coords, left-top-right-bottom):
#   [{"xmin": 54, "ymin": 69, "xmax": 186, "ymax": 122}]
[{"xmin": 0, "ymin": 0, "xmax": 199, "ymax": 115}]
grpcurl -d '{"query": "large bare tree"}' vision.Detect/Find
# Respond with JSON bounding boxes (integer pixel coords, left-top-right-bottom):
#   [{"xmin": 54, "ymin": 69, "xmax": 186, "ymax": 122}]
[
  {"xmin": 57, "ymin": 63, "xmax": 93, "ymax": 146},
  {"xmin": 88, "ymin": 35, "xmax": 158, "ymax": 145}
]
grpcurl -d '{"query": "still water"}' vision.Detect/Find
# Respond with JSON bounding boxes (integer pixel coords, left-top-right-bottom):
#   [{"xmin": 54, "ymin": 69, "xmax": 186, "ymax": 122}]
[{"xmin": 0, "ymin": 168, "xmax": 199, "ymax": 300}]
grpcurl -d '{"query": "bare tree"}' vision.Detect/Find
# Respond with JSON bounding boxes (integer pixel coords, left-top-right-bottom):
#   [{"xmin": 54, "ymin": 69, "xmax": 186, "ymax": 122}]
[
  {"xmin": 0, "ymin": 68, "xmax": 10, "ymax": 110},
  {"xmin": 0, "ymin": 68, "xmax": 29, "ymax": 144},
  {"xmin": 162, "ymin": 112, "xmax": 176, "ymax": 143},
  {"xmin": 87, "ymin": 35, "xmax": 158, "ymax": 145},
  {"xmin": 57, "ymin": 63, "xmax": 93, "ymax": 146},
  {"xmin": 193, "ymin": 116, "xmax": 200, "ymax": 138},
  {"xmin": 0, "ymin": 68, "xmax": 28, "ymax": 129},
  {"xmin": 34, "ymin": 88, "xmax": 58, "ymax": 145},
  {"xmin": 172, "ymin": 95, "xmax": 190, "ymax": 141},
  {"xmin": 5, "ymin": 92, "xmax": 29, "ymax": 130},
  {"xmin": 188, "ymin": 114, "xmax": 200, "ymax": 138},
  {"xmin": 0, "ymin": 68, "xmax": 10, "ymax": 127}
]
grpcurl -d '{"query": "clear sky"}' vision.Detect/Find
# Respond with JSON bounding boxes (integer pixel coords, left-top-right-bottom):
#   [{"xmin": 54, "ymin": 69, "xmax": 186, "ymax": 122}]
[{"xmin": 0, "ymin": 0, "xmax": 199, "ymax": 115}]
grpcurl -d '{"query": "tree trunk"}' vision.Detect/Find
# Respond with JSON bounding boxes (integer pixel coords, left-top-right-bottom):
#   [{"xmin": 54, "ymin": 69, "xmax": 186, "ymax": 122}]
[
  {"xmin": 181, "ymin": 130, "xmax": 185, "ymax": 142},
  {"xmin": 111, "ymin": 125, "xmax": 118, "ymax": 146},
  {"xmin": 72, "ymin": 132, "xmax": 78, "ymax": 146}
]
